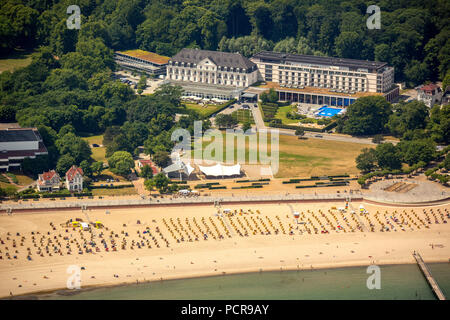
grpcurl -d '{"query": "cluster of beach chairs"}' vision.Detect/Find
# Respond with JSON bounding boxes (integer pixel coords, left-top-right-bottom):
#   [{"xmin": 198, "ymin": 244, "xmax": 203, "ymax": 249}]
[{"xmin": 1, "ymin": 207, "xmax": 448, "ymax": 262}]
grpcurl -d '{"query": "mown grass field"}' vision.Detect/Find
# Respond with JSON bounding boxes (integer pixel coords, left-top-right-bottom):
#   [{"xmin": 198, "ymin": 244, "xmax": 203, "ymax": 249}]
[
  {"xmin": 274, "ymin": 105, "xmax": 300, "ymax": 124},
  {"xmin": 82, "ymin": 135, "xmax": 106, "ymax": 162},
  {"xmin": 193, "ymin": 132, "xmax": 372, "ymax": 178},
  {"xmin": 91, "ymin": 187, "xmax": 137, "ymax": 196},
  {"xmin": 10, "ymin": 173, "xmax": 34, "ymax": 185},
  {"xmin": 184, "ymin": 102, "xmax": 225, "ymax": 117},
  {"xmin": 0, "ymin": 50, "xmax": 33, "ymax": 73}
]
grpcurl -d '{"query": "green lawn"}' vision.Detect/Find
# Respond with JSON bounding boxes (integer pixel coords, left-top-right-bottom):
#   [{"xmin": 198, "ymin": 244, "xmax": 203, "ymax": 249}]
[
  {"xmin": 231, "ymin": 109, "xmax": 255, "ymax": 124},
  {"xmin": 192, "ymin": 132, "xmax": 372, "ymax": 178},
  {"xmin": 82, "ymin": 135, "xmax": 106, "ymax": 162},
  {"xmin": 0, "ymin": 50, "xmax": 33, "ymax": 73},
  {"xmin": 275, "ymin": 105, "xmax": 301, "ymax": 124},
  {"xmin": 91, "ymin": 187, "xmax": 137, "ymax": 196},
  {"xmin": 184, "ymin": 102, "xmax": 225, "ymax": 117},
  {"xmin": 91, "ymin": 147, "xmax": 106, "ymax": 162},
  {"xmin": 82, "ymin": 134, "xmax": 104, "ymax": 145}
]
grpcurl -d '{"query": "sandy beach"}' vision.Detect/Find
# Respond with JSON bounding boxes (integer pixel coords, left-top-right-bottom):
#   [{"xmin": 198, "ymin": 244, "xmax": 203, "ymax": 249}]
[{"xmin": 0, "ymin": 201, "xmax": 449, "ymax": 298}]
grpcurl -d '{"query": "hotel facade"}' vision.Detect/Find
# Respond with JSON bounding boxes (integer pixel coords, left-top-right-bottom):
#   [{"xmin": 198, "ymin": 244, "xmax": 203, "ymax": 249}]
[
  {"xmin": 250, "ymin": 51, "xmax": 399, "ymax": 106},
  {"xmin": 166, "ymin": 48, "xmax": 259, "ymax": 100}
]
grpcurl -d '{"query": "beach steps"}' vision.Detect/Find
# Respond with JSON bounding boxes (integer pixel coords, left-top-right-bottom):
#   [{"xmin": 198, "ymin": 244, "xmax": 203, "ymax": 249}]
[
  {"xmin": 413, "ymin": 251, "xmax": 446, "ymax": 300},
  {"xmin": 384, "ymin": 182, "xmax": 417, "ymax": 193}
]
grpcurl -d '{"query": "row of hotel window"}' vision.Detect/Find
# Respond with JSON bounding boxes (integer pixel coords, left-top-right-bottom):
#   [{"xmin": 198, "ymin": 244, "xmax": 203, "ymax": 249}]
[
  {"xmin": 168, "ymin": 68, "xmax": 247, "ymax": 80},
  {"xmin": 169, "ymin": 62, "xmax": 250, "ymax": 73},
  {"xmin": 277, "ymin": 72, "xmax": 366, "ymax": 90},
  {"xmin": 276, "ymin": 65, "xmax": 371, "ymax": 77},
  {"xmin": 169, "ymin": 74, "xmax": 245, "ymax": 86},
  {"xmin": 278, "ymin": 72, "xmax": 367, "ymax": 83}
]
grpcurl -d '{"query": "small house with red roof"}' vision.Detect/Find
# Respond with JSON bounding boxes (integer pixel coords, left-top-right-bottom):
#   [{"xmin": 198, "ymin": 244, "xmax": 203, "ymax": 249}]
[
  {"xmin": 416, "ymin": 83, "xmax": 443, "ymax": 108},
  {"xmin": 137, "ymin": 159, "xmax": 158, "ymax": 175},
  {"xmin": 65, "ymin": 165, "xmax": 84, "ymax": 192},
  {"xmin": 37, "ymin": 170, "xmax": 61, "ymax": 192}
]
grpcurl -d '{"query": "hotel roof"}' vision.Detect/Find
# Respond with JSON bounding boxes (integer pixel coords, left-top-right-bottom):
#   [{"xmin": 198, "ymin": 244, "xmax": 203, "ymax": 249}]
[
  {"xmin": 0, "ymin": 129, "xmax": 40, "ymax": 143},
  {"xmin": 116, "ymin": 49, "xmax": 170, "ymax": 65},
  {"xmin": 259, "ymin": 82, "xmax": 383, "ymax": 98},
  {"xmin": 252, "ymin": 51, "xmax": 387, "ymax": 71},
  {"xmin": 171, "ymin": 48, "xmax": 256, "ymax": 69}
]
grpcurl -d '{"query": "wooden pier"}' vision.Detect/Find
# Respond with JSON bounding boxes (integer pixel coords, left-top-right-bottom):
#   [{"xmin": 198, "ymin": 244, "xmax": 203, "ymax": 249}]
[{"xmin": 413, "ymin": 251, "xmax": 446, "ymax": 300}]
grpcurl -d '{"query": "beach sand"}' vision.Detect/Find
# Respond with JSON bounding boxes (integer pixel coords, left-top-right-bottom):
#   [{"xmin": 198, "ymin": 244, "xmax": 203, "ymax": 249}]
[{"xmin": 0, "ymin": 201, "xmax": 449, "ymax": 298}]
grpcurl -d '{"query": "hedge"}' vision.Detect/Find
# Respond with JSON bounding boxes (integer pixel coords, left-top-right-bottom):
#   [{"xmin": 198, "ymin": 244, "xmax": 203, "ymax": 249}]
[
  {"xmin": 322, "ymin": 121, "xmax": 338, "ymax": 132},
  {"xmin": 268, "ymin": 122, "xmax": 324, "ymax": 132},
  {"xmin": 328, "ymin": 174, "xmax": 350, "ymax": 178},
  {"xmin": 90, "ymin": 184, "xmax": 134, "ymax": 189},
  {"xmin": 19, "ymin": 194, "xmax": 40, "ymax": 199},
  {"xmin": 295, "ymin": 183, "xmax": 347, "ymax": 189},
  {"xmin": 194, "ymin": 182, "xmax": 221, "ymax": 189},
  {"xmin": 236, "ymin": 178, "xmax": 271, "ymax": 183},
  {"xmin": 231, "ymin": 185, "xmax": 263, "ymax": 189},
  {"xmin": 169, "ymin": 180, "xmax": 188, "ymax": 184},
  {"xmin": 204, "ymin": 99, "xmax": 237, "ymax": 118},
  {"xmin": 209, "ymin": 186, "xmax": 227, "ymax": 190},
  {"xmin": 268, "ymin": 120, "xmax": 337, "ymax": 133}
]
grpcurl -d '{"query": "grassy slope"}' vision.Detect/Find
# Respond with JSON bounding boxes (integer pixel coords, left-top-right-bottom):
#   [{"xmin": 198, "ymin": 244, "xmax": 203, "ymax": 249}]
[
  {"xmin": 184, "ymin": 102, "xmax": 225, "ymax": 117},
  {"xmin": 193, "ymin": 132, "xmax": 372, "ymax": 178},
  {"xmin": 0, "ymin": 50, "xmax": 33, "ymax": 73},
  {"xmin": 82, "ymin": 135, "xmax": 106, "ymax": 162}
]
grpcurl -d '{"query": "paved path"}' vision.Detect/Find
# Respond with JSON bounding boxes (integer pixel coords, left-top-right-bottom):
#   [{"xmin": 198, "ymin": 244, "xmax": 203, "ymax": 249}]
[
  {"xmin": 1, "ymin": 193, "xmax": 359, "ymax": 212},
  {"xmin": 273, "ymin": 128, "xmax": 398, "ymax": 145},
  {"xmin": 251, "ymin": 105, "xmax": 266, "ymax": 130},
  {"xmin": 210, "ymin": 102, "xmax": 398, "ymax": 145}
]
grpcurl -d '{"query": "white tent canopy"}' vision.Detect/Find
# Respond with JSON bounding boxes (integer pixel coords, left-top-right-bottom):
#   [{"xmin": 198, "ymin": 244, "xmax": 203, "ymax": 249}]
[
  {"xmin": 163, "ymin": 161, "xmax": 194, "ymax": 176},
  {"xmin": 198, "ymin": 163, "xmax": 241, "ymax": 177}
]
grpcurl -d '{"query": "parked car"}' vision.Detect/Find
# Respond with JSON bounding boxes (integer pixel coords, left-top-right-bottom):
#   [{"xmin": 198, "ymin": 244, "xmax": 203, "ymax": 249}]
[{"xmin": 315, "ymin": 134, "xmax": 323, "ymax": 138}]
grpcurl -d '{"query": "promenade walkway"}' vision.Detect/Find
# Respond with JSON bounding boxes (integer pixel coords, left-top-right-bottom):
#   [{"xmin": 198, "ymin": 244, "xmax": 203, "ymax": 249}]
[{"xmin": 1, "ymin": 192, "xmax": 357, "ymax": 212}]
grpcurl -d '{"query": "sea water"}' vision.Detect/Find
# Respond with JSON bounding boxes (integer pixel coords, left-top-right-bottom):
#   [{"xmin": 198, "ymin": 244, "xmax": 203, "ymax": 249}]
[{"xmin": 41, "ymin": 263, "xmax": 450, "ymax": 300}]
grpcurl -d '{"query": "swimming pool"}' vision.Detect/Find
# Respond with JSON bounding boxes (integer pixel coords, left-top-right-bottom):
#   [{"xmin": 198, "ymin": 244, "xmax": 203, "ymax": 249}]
[{"xmin": 317, "ymin": 106, "xmax": 344, "ymax": 117}]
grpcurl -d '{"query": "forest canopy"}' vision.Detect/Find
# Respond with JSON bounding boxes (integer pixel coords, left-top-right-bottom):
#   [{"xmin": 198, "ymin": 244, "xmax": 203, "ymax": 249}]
[{"xmin": 1, "ymin": 0, "xmax": 449, "ymax": 86}]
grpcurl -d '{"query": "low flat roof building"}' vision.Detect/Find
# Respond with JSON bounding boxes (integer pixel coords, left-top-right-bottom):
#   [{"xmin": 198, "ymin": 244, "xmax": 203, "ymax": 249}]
[
  {"xmin": 250, "ymin": 51, "xmax": 399, "ymax": 104},
  {"xmin": 0, "ymin": 128, "xmax": 48, "ymax": 172},
  {"xmin": 114, "ymin": 49, "xmax": 170, "ymax": 76}
]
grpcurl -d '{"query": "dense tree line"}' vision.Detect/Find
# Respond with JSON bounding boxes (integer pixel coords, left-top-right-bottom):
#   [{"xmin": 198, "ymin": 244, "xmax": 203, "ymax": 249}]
[
  {"xmin": 1, "ymin": 0, "xmax": 449, "ymax": 184},
  {"xmin": 336, "ymin": 97, "xmax": 449, "ymax": 145},
  {"xmin": 1, "ymin": 0, "xmax": 449, "ymax": 86}
]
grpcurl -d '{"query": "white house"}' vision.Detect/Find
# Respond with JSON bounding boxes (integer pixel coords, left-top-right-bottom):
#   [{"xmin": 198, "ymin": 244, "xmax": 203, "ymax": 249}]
[
  {"xmin": 416, "ymin": 83, "xmax": 443, "ymax": 108},
  {"xmin": 37, "ymin": 170, "xmax": 61, "ymax": 192},
  {"xmin": 65, "ymin": 165, "xmax": 84, "ymax": 192}
]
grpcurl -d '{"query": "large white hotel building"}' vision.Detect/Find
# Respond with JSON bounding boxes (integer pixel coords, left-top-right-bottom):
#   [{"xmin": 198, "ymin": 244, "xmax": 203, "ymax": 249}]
[
  {"xmin": 164, "ymin": 48, "xmax": 398, "ymax": 105},
  {"xmin": 166, "ymin": 48, "xmax": 259, "ymax": 100},
  {"xmin": 250, "ymin": 51, "xmax": 399, "ymax": 106}
]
